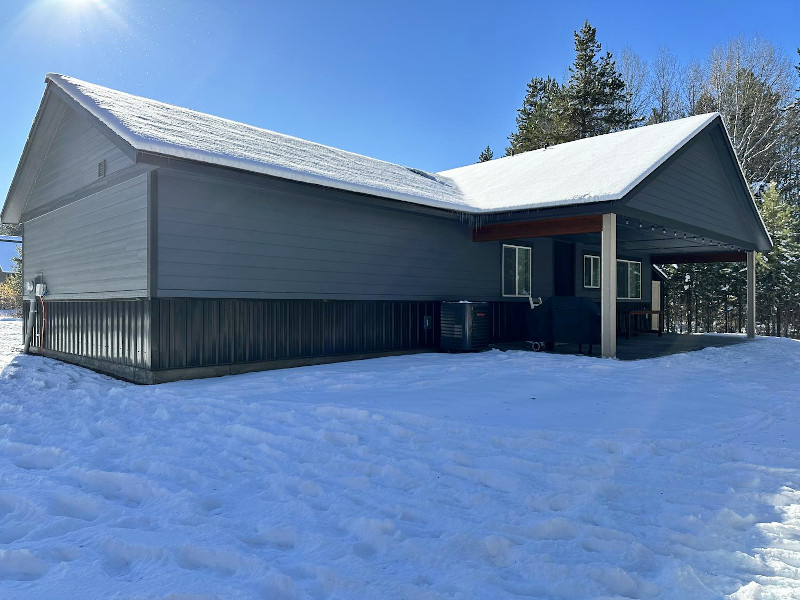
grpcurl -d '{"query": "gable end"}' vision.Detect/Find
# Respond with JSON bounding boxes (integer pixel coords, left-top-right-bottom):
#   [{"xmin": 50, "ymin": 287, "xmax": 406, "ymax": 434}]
[
  {"xmin": 620, "ymin": 120, "xmax": 771, "ymax": 251},
  {"xmin": 2, "ymin": 80, "xmax": 138, "ymax": 225},
  {"xmin": 2, "ymin": 88, "xmax": 65, "ymax": 224}
]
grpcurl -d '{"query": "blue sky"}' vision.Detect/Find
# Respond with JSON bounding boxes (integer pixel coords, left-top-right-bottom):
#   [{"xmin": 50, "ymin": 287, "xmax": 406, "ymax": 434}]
[{"xmin": 0, "ymin": 0, "xmax": 798, "ymax": 270}]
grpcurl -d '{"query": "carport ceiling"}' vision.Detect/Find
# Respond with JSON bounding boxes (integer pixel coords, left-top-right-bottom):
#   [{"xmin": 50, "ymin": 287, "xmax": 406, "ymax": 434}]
[{"xmin": 551, "ymin": 217, "xmax": 747, "ymax": 255}]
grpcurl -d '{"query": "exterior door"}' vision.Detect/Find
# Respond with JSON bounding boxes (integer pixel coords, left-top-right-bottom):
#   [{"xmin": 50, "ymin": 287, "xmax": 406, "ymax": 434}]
[
  {"xmin": 553, "ymin": 241, "xmax": 576, "ymax": 296},
  {"xmin": 651, "ymin": 281, "xmax": 661, "ymax": 331}
]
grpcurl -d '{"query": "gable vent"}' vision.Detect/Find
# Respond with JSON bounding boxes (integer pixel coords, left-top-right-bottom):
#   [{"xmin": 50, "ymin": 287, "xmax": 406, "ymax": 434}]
[{"xmin": 98, "ymin": 159, "xmax": 106, "ymax": 178}]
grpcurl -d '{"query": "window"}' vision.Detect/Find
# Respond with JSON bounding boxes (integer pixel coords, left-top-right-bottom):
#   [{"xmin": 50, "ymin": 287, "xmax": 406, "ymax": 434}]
[
  {"xmin": 617, "ymin": 259, "xmax": 642, "ymax": 300},
  {"xmin": 502, "ymin": 245, "xmax": 531, "ymax": 297},
  {"xmin": 582, "ymin": 255, "xmax": 642, "ymax": 299},
  {"xmin": 583, "ymin": 255, "xmax": 600, "ymax": 288}
]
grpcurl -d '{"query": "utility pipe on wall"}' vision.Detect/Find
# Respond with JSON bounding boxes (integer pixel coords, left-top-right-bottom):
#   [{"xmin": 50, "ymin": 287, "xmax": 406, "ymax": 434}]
[
  {"xmin": 22, "ymin": 276, "xmax": 46, "ymax": 354},
  {"xmin": 22, "ymin": 296, "xmax": 37, "ymax": 353}
]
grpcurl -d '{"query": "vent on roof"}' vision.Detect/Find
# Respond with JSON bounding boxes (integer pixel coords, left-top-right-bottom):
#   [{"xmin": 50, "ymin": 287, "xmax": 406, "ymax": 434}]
[
  {"xmin": 98, "ymin": 159, "xmax": 106, "ymax": 178},
  {"xmin": 406, "ymin": 167, "xmax": 437, "ymax": 182}
]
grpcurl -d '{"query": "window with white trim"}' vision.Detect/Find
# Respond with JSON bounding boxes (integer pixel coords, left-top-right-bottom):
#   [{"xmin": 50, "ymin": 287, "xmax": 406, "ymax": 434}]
[
  {"xmin": 582, "ymin": 255, "xmax": 642, "ymax": 299},
  {"xmin": 502, "ymin": 244, "xmax": 531, "ymax": 297},
  {"xmin": 617, "ymin": 259, "xmax": 642, "ymax": 299},
  {"xmin": 583, "ymin": 255, "xmax": 600, "ymax": 288}
]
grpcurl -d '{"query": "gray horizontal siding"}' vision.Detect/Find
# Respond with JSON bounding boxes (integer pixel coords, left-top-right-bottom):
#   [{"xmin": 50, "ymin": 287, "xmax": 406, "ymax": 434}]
[
  {"xmin": 26, "ymin": 106, "xmax": 132, "ymax": 213},
  {"xmin": 624, "ymin": 131, "xmax": 753, "ymax": 243},
  {"xmin": 156, "ymin": 170, "xmax": 505, "ymax": 301},
  {"xmin": 24, "ymin": 173, "xmax": 148, "ymax": 298}
]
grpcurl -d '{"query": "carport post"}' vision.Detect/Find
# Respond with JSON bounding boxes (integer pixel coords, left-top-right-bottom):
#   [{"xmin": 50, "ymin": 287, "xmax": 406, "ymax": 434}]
[
  {"xmin": 601, "ymin": 213, "xmax": 617, "ymax": 358},
  {"xmin": 747, "ymin": 251, "xmax": 756, "ymax": 338}
]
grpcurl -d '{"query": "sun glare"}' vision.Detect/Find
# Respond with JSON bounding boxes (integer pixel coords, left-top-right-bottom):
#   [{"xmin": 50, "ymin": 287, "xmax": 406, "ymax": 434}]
[
  {"xmin": 47, "ymin": 0, "xmax": 126, "ymax": 32},
  {"xmin": 5, "ymin": 0, "xmax": 130, "ymax": 53},
  {"xmin": 56, "ymin": 0, "xmax": 106, "ymax": 12}
]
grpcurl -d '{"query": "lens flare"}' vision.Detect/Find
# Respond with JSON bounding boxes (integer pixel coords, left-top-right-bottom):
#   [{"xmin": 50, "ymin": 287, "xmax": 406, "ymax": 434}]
[{"xmin": 5, "ymin": 0, "xmax": 129, "ymax": 51}]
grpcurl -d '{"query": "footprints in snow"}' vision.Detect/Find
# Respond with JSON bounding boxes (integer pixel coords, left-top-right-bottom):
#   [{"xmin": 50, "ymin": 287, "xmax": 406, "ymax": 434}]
[
  {"xmin": 8, "ymin": 444, "xmax": 64, "ymax": 471},
  {"xmin": 49, "ymin": 492, "xmax": 101, "ymax": 522},
  {"xmin": 0, "ymin": 381, "xmax": 793, "ymax": 598},
  {"xmin": 0, "ymin": 549, "xmax": 48, "ymax": 581}
]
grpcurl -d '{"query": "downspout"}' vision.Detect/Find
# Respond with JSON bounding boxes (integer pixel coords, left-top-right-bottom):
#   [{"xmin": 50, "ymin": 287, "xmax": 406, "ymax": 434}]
[
  {"xmin": 22, "ymin": 275, "xmax": 46, "ymax": 353},
  {"xmin": 22, "ymin": 295, "xmax": 36, "ymax": 353}
]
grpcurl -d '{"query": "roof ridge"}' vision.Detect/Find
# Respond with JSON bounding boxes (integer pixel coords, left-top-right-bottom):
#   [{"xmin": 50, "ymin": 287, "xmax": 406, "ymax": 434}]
[
  {"xmin": 438, "ymin": 112, "xmax": 720, "ymax": 176},
  {"xmin": 46, "ymin": 73, "xmax": 440, "ymax": 177},
  {"xmin": 36, "ymin": 74, "xmax": 724, "ymax": 216}
]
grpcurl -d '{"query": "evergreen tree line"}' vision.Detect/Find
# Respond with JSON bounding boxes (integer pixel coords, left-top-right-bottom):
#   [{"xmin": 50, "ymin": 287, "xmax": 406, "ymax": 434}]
[{"xmin": 487, "ymin": 22, "xmax": 800, "ymax": 338}]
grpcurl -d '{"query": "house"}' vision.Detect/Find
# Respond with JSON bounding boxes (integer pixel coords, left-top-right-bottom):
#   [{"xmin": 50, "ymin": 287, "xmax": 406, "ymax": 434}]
[{"xmin": 1, "ymin": 74, "xmax": 772, "ymax": 383}]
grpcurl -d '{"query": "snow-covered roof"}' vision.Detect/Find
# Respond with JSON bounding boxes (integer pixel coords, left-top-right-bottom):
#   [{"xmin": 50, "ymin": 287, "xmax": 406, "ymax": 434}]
[
  {"xmin": 439, "ymin": 114, "xmax": 719, "ymax": 211},
  {"xmin": 47, "ymin": 74, "xmax": 719, "ymax": 214}
]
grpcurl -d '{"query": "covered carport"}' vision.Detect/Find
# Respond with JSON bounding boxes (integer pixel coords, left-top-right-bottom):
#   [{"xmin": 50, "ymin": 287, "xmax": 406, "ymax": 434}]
[
  {"xmin": 445, "ymin": 112, "xmax": 772, "ymax": 358},
  {"xmin": 472, "ymin": 212, "xmax": 765, "ymax": 358}
]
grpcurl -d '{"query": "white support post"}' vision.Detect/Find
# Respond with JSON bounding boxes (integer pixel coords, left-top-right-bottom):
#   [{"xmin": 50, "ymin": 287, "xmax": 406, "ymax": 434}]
[
  {"xmin": 601, "ymin": 213, "xmax": 617, "ymax": 358},
  {"xmin": 747, "ymin": 250, "xmax": 756, "ymax": 338}
]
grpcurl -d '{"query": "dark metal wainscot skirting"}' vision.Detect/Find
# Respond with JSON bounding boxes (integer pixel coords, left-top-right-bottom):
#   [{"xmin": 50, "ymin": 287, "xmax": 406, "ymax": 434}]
[
  {"xmin": 490, "ymin": 301, "xmax": 530, "ymax": 342},
  {"xmin": 150, "ymin": 298, "xmax": 442, "ymax": 381},
  {"xmin": 24, "ymin": 298, "xmax": 153, "ymax": 383},
  {"xmin": 25, "ymin": 298, "xmax": 443, "ymax": 383},
  {"xmin": 153, "ymin": 299, "xmax": 531, "ymax": 373},
  {"xmin": 24, "ymin": 298, "xmax": 533, "ymax": 384}
]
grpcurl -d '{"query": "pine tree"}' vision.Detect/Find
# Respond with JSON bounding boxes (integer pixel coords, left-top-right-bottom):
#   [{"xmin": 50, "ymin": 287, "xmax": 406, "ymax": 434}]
[
  {"xmin": 506, "ymin": 76, "xmax": 569, "ymax": 155},
  {"xmin": 505, "ymin": 21, "xmax": 636, "ymax": 155},
  {"xmin": 478, "ymin": 146, "xmax": 493, "ymax": 163},
  {"xmin": 784, "ymin": 50, "xmax": 800, "ymax": 202},
  {"xmin": 562, "ymin": 21, "xmax": 634, "ymax": 139},
  {"xmin": 755, "ymin": 184, "xmax": 800, "ymax": 335}
]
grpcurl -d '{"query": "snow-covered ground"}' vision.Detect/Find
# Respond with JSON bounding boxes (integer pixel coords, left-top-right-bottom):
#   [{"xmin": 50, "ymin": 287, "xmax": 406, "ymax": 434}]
[{"xmin": 1, "ymin": 318, "xmax": 800, "ymax": 599}]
